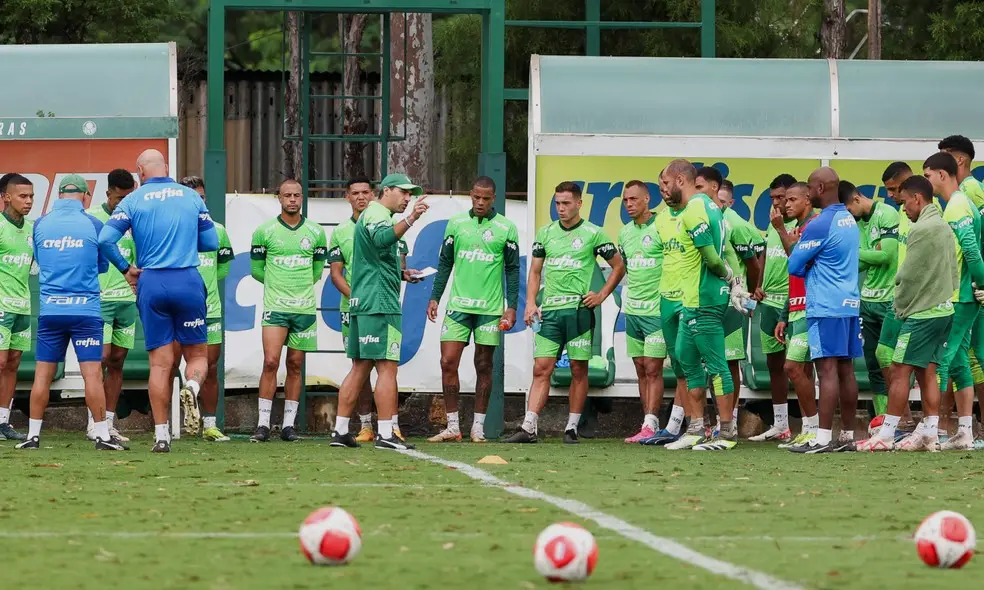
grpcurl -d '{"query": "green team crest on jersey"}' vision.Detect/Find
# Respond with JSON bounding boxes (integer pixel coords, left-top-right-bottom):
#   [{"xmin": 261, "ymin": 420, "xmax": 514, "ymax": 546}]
[
  {"xmin": 678, "ymin": 194, "xmax": 728, "ymax": 308},
  {"xmin": 0, "ymin": 213, "xmax": 34, "ymax": 315},
  {"xmin": 857, "ymin": 201, "xmax": 899, "ymax": 302},
  {"xmin": 655, "ymin": 208, "xmax": 685, "ymax": 301},
  {"xmin": 88, "ymin": 204, "xmax": 137, "ymax": 302},
  {"xmin": 618, "ymin": 214, "xmax": 662, "ymax": 316},
  {"xmin": 441, "ymin": 210, "xmax": 519, "ymax": 315},
  {"xmin": 532, "ymin": 219, "xmax": 617, "ymax": 311},
  {"xmin": 198, "ymin": 222, "xmax": 234, "ymax": 318},
  {"xmin": 250, "ymin": 216, "xmax": 328, "ymax": 315}
]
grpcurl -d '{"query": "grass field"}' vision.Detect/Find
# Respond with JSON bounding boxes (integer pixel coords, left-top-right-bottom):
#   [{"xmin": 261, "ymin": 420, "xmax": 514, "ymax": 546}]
[{"xmin": 2, "ymin": 434, "xmax": 981, "ymax": 589}]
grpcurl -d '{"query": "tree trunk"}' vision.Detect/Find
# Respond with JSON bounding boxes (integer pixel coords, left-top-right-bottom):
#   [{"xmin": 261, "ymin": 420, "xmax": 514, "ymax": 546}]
[
  {"xmin": 283, "ymin": 11, "xmax": 304, "ymax": 182},
  {"xmin": 338, "ymin": 13, "xmax": 370, "ymax": 180},
  {"xmin": 821, "ymin": 0, "xmax": 846, "ymax": 59},
  {"xmin": 867, "ymin": 0, "xmax": 882, "ymax": 60},
  {"xmin": 386, "ymin": 13, "xmax": 434, "ymax": 188}
]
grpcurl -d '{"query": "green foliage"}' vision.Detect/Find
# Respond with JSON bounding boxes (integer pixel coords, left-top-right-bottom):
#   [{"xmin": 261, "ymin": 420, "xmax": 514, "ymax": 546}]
[{"xmin": 0, "ymin": 0, "xmax": 178, "ymax": 44}]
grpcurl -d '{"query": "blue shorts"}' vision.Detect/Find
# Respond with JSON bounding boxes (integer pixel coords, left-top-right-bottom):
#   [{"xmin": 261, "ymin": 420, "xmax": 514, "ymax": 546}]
[
  {"xmin": 36, "ymin": 315, "xmax": 103, "ymax": 363},
  {"xmin": 137, "ymin": 268, "xmax": 208, "ymax": 351},
  {"xmin": 807, "ymin": 316, "xmax": 863, "ymax": 360}
]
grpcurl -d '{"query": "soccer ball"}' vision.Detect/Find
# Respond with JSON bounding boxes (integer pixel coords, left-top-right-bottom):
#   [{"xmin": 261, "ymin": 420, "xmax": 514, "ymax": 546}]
[
  {"xmin": 867, "ymin": 415, "xmax": 885, "ymax": 438},
  {"xmin": 298, "ymin": 506, "xmax": 362, "ymax": 565},
  {"xmin": 914, "ymin": 510, "xmax": 976, "ymax": 569},
  {"xmin": 533, "ymin": 522, "xmax": 598, "ymax": 582}
]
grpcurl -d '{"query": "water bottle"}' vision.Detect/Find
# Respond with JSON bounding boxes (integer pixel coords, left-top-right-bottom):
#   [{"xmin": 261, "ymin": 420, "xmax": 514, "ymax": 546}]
[
  {"xmin": 742, "ymin": 298, "xmax": 758, "ymax": 313},
  {"xmin": 530, "ymin": 315, "xmax": 541, "ymax": 333},
  {"xmin": 556, "ymin": 352, "xmax": 570, "ymax": 369}
]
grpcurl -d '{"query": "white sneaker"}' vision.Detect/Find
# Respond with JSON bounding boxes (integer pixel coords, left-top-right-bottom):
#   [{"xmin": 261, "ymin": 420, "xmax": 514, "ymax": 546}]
[
  {"xmin": 940, "ymin": 429, "xmax": 974, "ymax": 451},
  {"xmin": 665, "ymin": 433, "xmax": 704, "ymax": 450},
  {"xmin": 86, "ymin": 423, "xmax": 97, "ymax": 441},
  {"xmin": 748, "ymin": 426, "xmax": 792, "ymax": 442},
  {"xmin": 109, "ymin": 426, "xmax": 130, "ymax": 443},
  {"xmin": 896, "ymin": 432, "xmax": 938, "ymax": 452}
]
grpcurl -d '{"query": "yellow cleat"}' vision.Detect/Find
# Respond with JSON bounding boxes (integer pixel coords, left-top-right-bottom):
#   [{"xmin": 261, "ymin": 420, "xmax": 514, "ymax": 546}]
[
  {"xmin": 202, "ymin": 427, "xmax": 230, "ymax": 442},
  {"xmin": 427, "ymin": 429, "xmax": 462, "ymax": 443},
  {"xmin": 394, "ymin": 427, "xmax": 406, "ymax": 442},
  {"xmin": 355, "ymin": 426, "xmax": 375, "ymax": 443},
  {"xmin": 470, "ymin": 432, "xmax": 487, "ymax": 443}
]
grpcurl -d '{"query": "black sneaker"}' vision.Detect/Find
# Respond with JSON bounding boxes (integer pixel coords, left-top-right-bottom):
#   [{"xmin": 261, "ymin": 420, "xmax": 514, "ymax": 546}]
[
  {"xmin": 832, "ymin": 439, "xmax": 856, "ymax": 452},
  {"xmin": 151, "ymin": 440, "xmax": 171, "ymax": 453},
  {"xmin": 249, "ymin": 425, "xmax": 270, "ymax": 442},
  {"xmin": 15, "ymin": 436, "xmax": 39, "ymax": 449},
  {"xmin": 280, "ymin": 426, "xmax": 300, "ymax": 442},
  {"xmin": 503, "ymin": 428, "xmax": 537, "ymax": 444},
  {"xmin": 788, "ymin": 441, "xmax": 833, "ymax": 454},
  {"xmin": 374, "ymin": 434, "xmax": 414, "ymax": 450},
  {"xmin": 95, "ymin": 437, "xmax": 127, "ymax": 451},
  {"xmin": 0, "ymin": 423, "xmax": 27, "ymax": 441},
  {"xmin": 329, "ymin": 431, "xmax": 360, "ymax": 448},
  {"xmin": 563, "ymin": 429, "xmax": 579, "ymax": 444}
]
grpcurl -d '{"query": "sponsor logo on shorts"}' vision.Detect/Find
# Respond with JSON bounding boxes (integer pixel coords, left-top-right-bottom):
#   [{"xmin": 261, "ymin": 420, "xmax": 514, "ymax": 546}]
[
  {"xmin": 74, "ymin": 337, "xmax": 100, "ymax": 348},
  {"xmin": 644, "ymin": 333, "xmax": 664, "ymax": 345},
  {"xmin": 451, "ymin": 296, "xmax": 488, "ymax": 308},
  {"xmin": 841, "ymin": 299, "xmax": 860, "ymax": 309},
  {"xmin": 544, "ymin": 255, "xmax": 583, "ymax": 269},
  {"xmin": 726, "ymin": 348, "xmax": 742, "ymax": 357},
  {"xmin": 143, "ymin": 187, "xmax": 185, "ymax": 201},
  {"xmin": 271, "ymin": 254, "xmax": 312, "ymax": 268},
  {"xmin": 46, "ymin": 295, "xmax": 89, "ymax": 305},
  {"xmin": 458, "ymin": 249, "xmax": 494, "ymax": 263},
  {"xmin": 207, "ymin": 322, "xmax": 222, "ymax": 333},
  {"xmin": 478, "ymin": 323, "xmax": 498, "ymax": 334},
  {"xmin": 103, "ymin": 288, "xmax": 131, "ymax": 299},
  {"xmin": 40, "ymin": 236, "xmax": 84, "ymax": 250},
  {"xmin": 790, "ymin": 334, "xmax": 807, "ymax": 347},
  {"xmin": 894, "ymin": 337, "xmax": 908, "ymax": 352},
  {"xmin": 183, "ymin": 318, "xmax": 206, "ymax": 328},
  {"xmin": 120, "ymin": 325, "xmax": 136, "ymax": 337},
  {"xmin": 1, "ymin": 252, "xmax": 31, "ymax": 266},
  {"xmin": 296, "ymin": 328, "xmax": 316, "ymax": 339},
  {"xmin": 568, "ymin": 337, "xmax": 590, "ymax": 348},
  {"xmin": 544, "ymin": 295, "xmax": 582, "ymax": 306},
  {"xmin": 441, "ymin": 322, "xmax": 449, "ymax": 334},
  {"xmin": 274, "ymin": 296, "xmax": 315, "ymax": 308},
  {"xmin": 359, "ymin": 334, "xmax": 380, "ymax": 344}
]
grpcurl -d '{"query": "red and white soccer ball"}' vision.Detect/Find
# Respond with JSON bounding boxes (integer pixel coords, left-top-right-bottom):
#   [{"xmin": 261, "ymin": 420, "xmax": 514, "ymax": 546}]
[
  {"xmin": 533, "ymin": 522, "xmax": 598, "ymax": 582},
  {"xmin": 914, "ymin": 511, "xmax": 976, "ymax": 569},
  {"xmin": 867, "ymin": 415, "xmax": 884, "ymax": 438},
  {"xmin": 299, "ymin": 507, "xmax": 362, "ymax": 566}
]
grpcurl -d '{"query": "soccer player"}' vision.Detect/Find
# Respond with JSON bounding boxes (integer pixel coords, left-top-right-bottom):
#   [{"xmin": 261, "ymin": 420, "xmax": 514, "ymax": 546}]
[
  {"xmin": 660, "ymin": 160, "xmax": 740, "ymax": 451},
  {"xmin": 249, "ymin": 179, "xmax": 328, "ymax": 442},
  {"xmin": 788, "ymin": 167, "xmax": 861, "ymax": 454},
  {"xmin": 99, "ymin": 149, "xmax": 218, "ymax": 453},
  {"xmin": 85, "ymin": 169, "xmax": 137, "ymax": 443},
  {"xmin": 0, "ymin": 173, "xmax": 34, "ymax": 441},
  {"xmin": 770, "ymin": 182, "xmax": 820, "ymax": 448},
  {"xmin": 17, "ymin": 175, "xmax": 125, "ymax": 451},
  {"xmin": 859, "ymin": 175, "xmax": 957, "ymax": 452},
  {"xmin": 617, "ymin": 180, "xmax": 665, "ymax": 442},
  {"xmin": 752, "ymin": 174, "xmax": 799, "ymax": 442},
  {"xmin": 180, "ymin": 176, "xmax": 234, "ymax": 442},
  {"xmin": 504, "ymin": 181, "xmax": 624, "ymax": 444},
  {"xmin": 844, "ymin": 180, "xmax": 900, "ymax": 417},
  {"xmin": 331, "ymin": 173, "xmax": 428, "ymax": 450},
  {"xmin": 923, "ymin": 152, "xmax": 984, "ymax": 450},
  {"xmin": 426, "ymin": 176, "xmax": 519, "ymax": 443}
]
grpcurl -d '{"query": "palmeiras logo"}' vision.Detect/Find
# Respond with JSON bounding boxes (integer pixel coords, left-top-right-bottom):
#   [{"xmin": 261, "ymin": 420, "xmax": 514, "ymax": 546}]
[
  {"xmin": 642, "ymin": 235, "xmax": 652, "ymax": 247},
  {"xmin": 482, "ymin": 229, "xmax": 494, "ymax": 242},
  {"xmin": 300, "ymin": 237, "xmax": 312, "ymax": 250},
  {"xmin": 571, "ymin": 237, "xmax": 584, "ymax": 250}
]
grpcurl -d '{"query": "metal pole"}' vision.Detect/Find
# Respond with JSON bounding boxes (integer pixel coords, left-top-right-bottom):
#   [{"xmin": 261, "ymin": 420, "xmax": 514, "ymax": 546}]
[
  {"xmin": 381, "ymin": 15, "xmax": 391, "ymax": 176},
  {"xmin": 298, "ymin": 13, "xmax": 312, "ymax": 430},
  {"xmin": 585, "ymin": 0, "xmax": 600, "ymax": 56},
  {"xmin": 700, "ymin": 0, "xmax": 716, "ymax": 57}
]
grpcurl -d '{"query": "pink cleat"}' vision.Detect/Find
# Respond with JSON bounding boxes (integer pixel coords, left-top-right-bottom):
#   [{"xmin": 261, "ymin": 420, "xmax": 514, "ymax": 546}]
[
  {"xmin": 625, "ymin": 425, "xmax": 656, "ymax": 444},
  {"xmin": 856, "ymin": 437, "xmax": 894, "ymax": 452}
]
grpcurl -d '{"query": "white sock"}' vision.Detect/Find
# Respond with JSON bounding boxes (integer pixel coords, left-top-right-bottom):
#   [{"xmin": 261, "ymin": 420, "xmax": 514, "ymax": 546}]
[
  {"xmin": 473, "ymin": 412, "xmax": 486, "ymax": 428},
  {"xmin": 203, "ymin": 416, "xmax": 217, "ymax": 429},
  {"xmin": 392, "ymin": 414, "xmax": 400, "ymax": 431},
  {"xmin": 923, "ymin": 416, "xmax": 939, "ymax": 433},
  {"xmin": 816, "ymin": 428, "xmax": 832, "ymax": 446},
  {"xmin": 185, "ymin": 379, "xmax": 201, "ymax": 396},
  {"xmin": 878, "ymin": 415, "xmax": 900, "ymax": 440},
  {"xmin": 28, "ymin": 418, "xmax": 42, "ymax": 439},
  {"xmin": 283, "ymin": 400, "xmax": 299, "ymax": 428},
  {"xmin": 958, "ymin": 416, "xmax": 973, "ymax": 435},
  {"xmin": 667, "ymin": 405, "xmax": 685, "ymax": 435},
  {"xmin": 938, "ymin": 427, "xmax": 947, "ymax": 438},
  {"xmin": 803, "ymin": 414, "xmax": 819, "ymax": 434},
  {"xmin": 359, "ymin": 413, "xmax": 372, "ymax": 427},
  {"xmin": 687, "ymin": 416, "xmax": 704, "ymax": 435},
  {"xmin": 0, "ymin": 407, "xmax": 9, "ymax": 424},
  {"xmin": 106, "ymin": 411, "xmax": 115, "ymax": 427},
  {"xmin": 839, "ymin": 430, "xmax": 854, "ymax": 441},
  {"xmin": 643, "ymin": 413, "xmax": 659, "ymax": 431},
  {"xmin": 565, "ymin": 413, "xmax": 580, "ymax": 433},
  {"xmin": 335, "ymin": 416, "xmax": 351, "ymax": 435},
  {"xmin": 94, "ymin": 420, "xmax": 110, "ymax": 441},
  {"xmin": 773, "ymin": 403, "xmax": 789, "ymax": 429},
  {"xmin": 446, "ymin": 411, "xmax": 460, "ymax": 433},
  {"xmin": 85, "ymin": 408, "xmax": 93, "ymax": 426},
  {"xmin": 378, "ymin": 419, "xmax": 393, "ymax": 439},
  {"xmin": 732, "ymin": 406, "xmax": 739, "ymax": 423},
  {"xmin": 257, "ymin": 398, "xmax": 272, "ymax": 428},
  {"xmin": 154, "ymin": 423, "xmax": 170, "ymax": 442},
  {"xmin": 522, "ymin": 411, "xmax": 538, "ymax": 434}
]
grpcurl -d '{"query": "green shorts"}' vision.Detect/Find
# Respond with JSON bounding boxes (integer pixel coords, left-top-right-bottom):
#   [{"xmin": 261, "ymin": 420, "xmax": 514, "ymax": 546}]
[
  {"xmin": 723, "ymin": 307, "xmax": 748, "ymax": 361},
  {"xmin": 660, "ymin": 298, "xmax": 685, "ymax": 379},
  {"xmin": 206, "ymin": 318, "xmax": 223, "ymax": 346},
  {"xmin": 346, "ymin": 314, "xmax": 402, "ymax": 361},
  {"xmin": 441, "ymin": 311, "xmax": 501, "ymax": 347},
  {"xmin": 625, "ymin": 314, "xmax": 665, "ymax": 359},
  {"xmin": 262, "ymin": 311, "xmax": 318, "ymax": 352},
  {"xmin": 786, "ymin": 311, "xmax": 810, "ymax": 364},
  {"xmin": 100, "ymin": 300, "xmax": 137, "ymax": 349},
  {"xmin": 0, "ymin": 311, "xmax": 31, "ymax": 352},
  {"xmin": 876, "ymin": 311, "xmax": 904, "ymax": 370},
  {"xmin": 679, "ymin": 305, "xmax": 733, "ymax": 396},
  {"xmin": 758, "ymin": 303, "xmax": 785, "ymax": 355},
  {"xmin": 341, "ymin": 311, "xmax": 351, "ymax": 350},
  {"xmin": 534, "ymin": 308, "xmax": 593, "ymax": 361},
  {"xmin": 893, "ymin": 315, "xmax": 952, "ymax": 369},
  {"xmin": 971, "ymin": 308, "xmax": 984, "ymax": 385},
  {"xmin": 938, "ymin": 302, "xmax": 976, "ymax": 390}
]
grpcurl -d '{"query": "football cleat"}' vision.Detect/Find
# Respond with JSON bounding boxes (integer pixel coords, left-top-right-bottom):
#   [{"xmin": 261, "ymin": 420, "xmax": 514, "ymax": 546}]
[
  {"xmin": 940, "ymin": 430, "xmax": 974, "ymax": 451},
  {"xmin": 777, "ymin": 431, "xmax": 815, "ymax": 449},
  {"xmin": 563, "ymin": 429, "xmax": 579, "ymax": 445},
  {"xmin": 0, "ymin": 423, "xmax": 27, "ymax": 441},
  {"xmin": 249, "ymin": 425, "xmax": 271, "ymax": 442},
  {"xmin": 503, "ymin": 428, "xmax": 537, "ymax": 444},
  {"xmin": 329, "ymin": 431, "xmax": 360, "ymax": 448},
  {"xmin": 624, "ymin": 425, "xmax": 656, "ymax": 444},
  {"xmin": 375, "ymin": 434, "xmax": 414, "ymax": 450},
  {"xmin": 427, "ymin": 429, "xmax": 462, "ymax": 443},
  {"xmin": 639, "ymin": 428, "xmax": 681, "ymax": 446},
  {"xmin": 692, "ymin": 438, "xmax": 738, "ymax": 451},
  {"xmin": 15, "ymin": 436, "xmax": 40, "ymax": 449},
  {"xmin": 748, "ymin": 426, "xmax": 792, "ymax": 442},
  {"xmin": 355, "ymin": 426, "xmax": 375, "ymax": 443},
  {"xmin": 664, "ymin": 433, "xmax": 705, "ymax": 450},
  {"xmin": 856, "ymin": 437, "xmax": 894, "ymax": 452}
]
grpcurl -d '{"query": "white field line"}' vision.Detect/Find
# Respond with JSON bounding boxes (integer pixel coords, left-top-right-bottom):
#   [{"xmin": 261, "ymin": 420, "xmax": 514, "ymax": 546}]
[
  {"xmin": 201, "ymin": 482, "xmax": 472, "ymax": 488},
  {"xmin": 399, "ymin": 449, "xmax": 804, "ymax": 590}
]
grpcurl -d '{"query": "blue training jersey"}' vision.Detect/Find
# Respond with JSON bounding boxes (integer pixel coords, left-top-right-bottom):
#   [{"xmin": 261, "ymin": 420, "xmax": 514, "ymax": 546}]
[
  {"xmin": 788, "ymin": 202, "xmax": 861, "ymax": 318},
  {"xmin": 33, "ymin": 199, "xmax": 107, "ymax": 318},
  {"xmin": 102, "ymin": 177, "xmax": 216, "ymax": 270}
]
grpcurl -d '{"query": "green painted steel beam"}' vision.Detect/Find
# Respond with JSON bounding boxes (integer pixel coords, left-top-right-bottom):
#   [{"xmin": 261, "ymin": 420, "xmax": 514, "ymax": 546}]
[
  {"xmin": 503, "ymin": 88, "xmax": 528, "ymax": 101},
  {"xmin": 0, "ymin": 117, "xmax": 177, "ymax": 140},
  {"xmin": 505, "ymin": 20, "xmax": 701, "ymax": 29},
  {"xmin": 585, "ymin": 0, "xmax": 600, "ymax": 56},
  {"xmin": 309, "ymin": 94, "xmax": 384, "ymax": 100},
  {"xmin": 299, "ymin": 12, "xmax": 313, "ymax": 432},
  {"xmin": 310, "ymin": 51, "xmax": 384, "ymax": 57},
  {"xmin": 701, "ymin": 0, "xmax": 716, "ymax": 57},
  {"xmin": 217, "ymin": 0, "xmax": 493, "ymax": 12}
]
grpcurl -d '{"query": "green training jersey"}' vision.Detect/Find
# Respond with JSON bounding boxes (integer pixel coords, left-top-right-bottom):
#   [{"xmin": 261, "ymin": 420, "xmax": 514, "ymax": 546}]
[
  {"xmin": 434, "ymin": 209, "xmax": 519, "ymax": 315},
  {"xmin": 250, "ymin": 216, "xmax": 328, "ymax": 315},
  {"xmin": 678, "ymin": 193, "xmax": 728, "ymax": 308},
  {"xmin": 857, "ymin": 201, "xmax": 900, "ymax": 302},
  {"xmin": 961, "ymin": 175, "xmax": 984, "ymax": 218},
  {"xmin": 532, "ymin": 219, "xmax": 617, "ymax": 311},
  {"xmin": 618, "ymin": 214, "xmax": 662, "ymax": 316},
  {"xmin": 942, "ymin": 190, "xmax": 984, "ymax": 303},
  {"xmin": 655, "ymin": 208, "xmax": 685, "ymax": 301},
  {"xmin": 897, "ymin": 212, "xmax": 910, "ymax": 268},
  {"xmin": 349, "ymin": 201, "xmax": 404, "ymax": 315},
  {"xmin": 87, "ymin": 204, "xmax": 137, "ymax": 303},
  {"xmin": 199, "ymin": 222, "xmax": 233, "ymax": 319},
  {"xmin": 328, "ymin": 216, "xmax": 409, "ymax": 314},
  {"xmin": 0, "ymin": 213, "xmax": 34, "ymax": 315},
  {"xmin": 761, "ymin": 220, "xmax": 797, "ymax": 309},
  {"xmin": 723, "ymin": 207, "xmax": 765, "ymax": 286}
]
